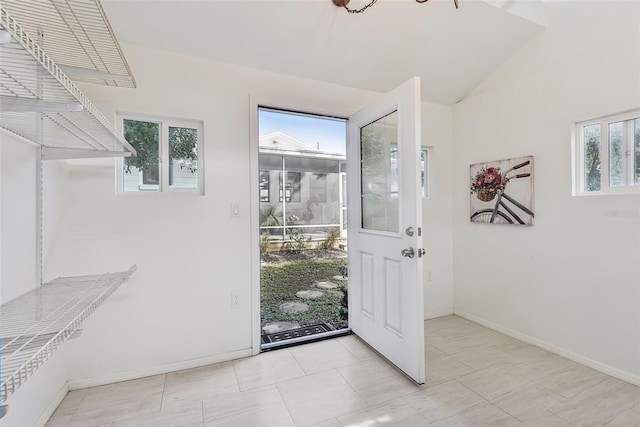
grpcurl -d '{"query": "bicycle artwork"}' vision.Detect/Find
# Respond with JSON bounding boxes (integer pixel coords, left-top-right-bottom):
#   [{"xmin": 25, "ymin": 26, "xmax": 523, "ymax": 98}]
[{"xmin": 469, "ymin": 155, "xmax": 534, "ymax": 226}]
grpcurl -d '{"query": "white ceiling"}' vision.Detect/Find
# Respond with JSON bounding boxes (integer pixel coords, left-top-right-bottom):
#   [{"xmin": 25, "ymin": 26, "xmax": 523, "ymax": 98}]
[{"xmin": 101, "ymin": 0, "xmax": 546, "ymax": 105}]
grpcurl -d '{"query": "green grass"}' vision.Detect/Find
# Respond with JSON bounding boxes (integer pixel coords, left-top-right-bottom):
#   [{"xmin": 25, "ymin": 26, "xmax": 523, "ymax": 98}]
[{"xmin": 261, "ymin": 254, "xmax": 348, "ymax": 331}]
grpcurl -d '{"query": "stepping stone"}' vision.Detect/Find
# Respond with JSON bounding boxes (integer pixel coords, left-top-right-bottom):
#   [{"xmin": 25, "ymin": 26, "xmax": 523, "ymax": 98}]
[
  {"xmin": 262, "ymin": 321, "xmax": 301, "ymax": 334},
  {"xmin": 332, "ymin": 275, "xmax": 348, "ymax": 281},
  {"xmin": 315, "ymin": 281, "xmax": 338, "ymax": 290},
  {"xmin": 279, "ymin": 301, "xmax": 309, "ymax": 314},
  {"xmin": 296, "ymin": 290, "xmax": 324, "ymax": 299}
]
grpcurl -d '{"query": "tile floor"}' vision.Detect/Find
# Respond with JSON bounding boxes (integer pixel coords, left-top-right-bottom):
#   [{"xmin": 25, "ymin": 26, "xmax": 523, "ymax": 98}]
[{"xmin": 46, "ymin": 315, "xmax": 640, "ymax": 426}]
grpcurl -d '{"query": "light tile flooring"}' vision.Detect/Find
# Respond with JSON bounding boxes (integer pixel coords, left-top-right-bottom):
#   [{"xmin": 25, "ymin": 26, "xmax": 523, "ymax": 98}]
[{"xmin": 46, "ymin": 316, "xmax": 640, "ymax": 426}]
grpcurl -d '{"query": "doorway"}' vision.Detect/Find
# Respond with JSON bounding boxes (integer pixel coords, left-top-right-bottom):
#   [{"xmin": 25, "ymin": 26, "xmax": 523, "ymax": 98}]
[{"xmin": 257, "ymin": 107, "xmax": 350, "ymax": 349}]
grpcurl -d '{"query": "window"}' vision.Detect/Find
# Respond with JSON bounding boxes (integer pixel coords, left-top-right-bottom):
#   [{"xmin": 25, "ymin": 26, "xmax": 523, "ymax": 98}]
[
  {"xmin": 279, "ymin": 172, "xmax": 301, "ymax": 202},
  {"xmin": 118, "ymin": 114, "xmax": 204, "ymax": 193},
  {"xmin": 421, "ymin": 147, "xmax": 430, "ymax": 198},
  {"xmin": 259, "ymin": 171, "xmax": 270, "ymax": 202},
  {"xmin": 575, "ymin": 110, "xmax": 640, "ymax": 195}
]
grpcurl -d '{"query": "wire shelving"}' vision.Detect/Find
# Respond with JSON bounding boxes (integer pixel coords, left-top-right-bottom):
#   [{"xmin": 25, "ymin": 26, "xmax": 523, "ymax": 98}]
[
  {"xmin": 0, "ymin": 6, "xmax": 136, "ymax": 159},
  {"xmin": 0, "ymin": 265, "xmax": 137, "ymax": 403}
]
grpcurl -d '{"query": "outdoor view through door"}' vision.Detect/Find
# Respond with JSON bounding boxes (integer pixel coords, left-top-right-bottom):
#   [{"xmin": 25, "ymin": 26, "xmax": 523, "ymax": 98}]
[{"xmin": 258, "ymin": 108, "xmax": 349, "ymax": 348}]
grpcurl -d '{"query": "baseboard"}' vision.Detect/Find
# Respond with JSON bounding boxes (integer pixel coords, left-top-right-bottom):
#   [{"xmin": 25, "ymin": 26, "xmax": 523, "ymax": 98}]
[
  {"xmin": 454, "ymin": 309, "xmax": 640, "ymax": 387},
  {"xmin": 35, "ymin": 382, "xmax": 69, "ymax": 427},
  {"xmin": 425, "ymin": 308, "xmax": 454, "ymax": 320},
  {"xmin": 68, "ymin": 348, "xmax": 253, "ymax": 390}
]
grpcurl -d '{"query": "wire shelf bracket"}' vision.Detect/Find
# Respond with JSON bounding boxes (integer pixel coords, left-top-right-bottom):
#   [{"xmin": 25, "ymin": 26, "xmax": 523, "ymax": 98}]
[
  {"xmin": 0, "ymin": 6, "xmax": 137, "ymax": 159},
  {"xmin": 0, "ymin": 265, "xmax": 137, "ymax": 406}
]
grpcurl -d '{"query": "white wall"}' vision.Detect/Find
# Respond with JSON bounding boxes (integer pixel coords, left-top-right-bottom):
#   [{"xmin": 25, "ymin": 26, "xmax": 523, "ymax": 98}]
[
  {"xmin": 453, "ymin": 1, "xmax": 640, "ymax": 383},
  {"xmin": 42, "ymin": 160, "xmax": 71, "ymax": 282},
  {"xmin": 1, "ymin": 135, "xmax": 37, "ymax": 303},
  {"xmin": 1, "ymin": 135, "xmax": 71, "ymax": 426},
  {"xmin": 422, "ymin": 105, "xmax": 455, "ymax": 317},
  {"xmin": 55, "ymin": 43, "xmax": 454, "ymax": 385}
]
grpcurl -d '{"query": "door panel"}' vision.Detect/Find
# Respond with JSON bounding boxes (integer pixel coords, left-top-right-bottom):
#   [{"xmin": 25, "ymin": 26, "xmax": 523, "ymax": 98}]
[
  {"xmin": 383, "ymin": 258, "xmax": 402, "ymax": 335},
  {"xmin": 361, "ymin": 252, "xmax": 375, "ymax": 318},
  {"xmin": 347, "ymin": 77, "xmax": 425, "ymax": 384}
]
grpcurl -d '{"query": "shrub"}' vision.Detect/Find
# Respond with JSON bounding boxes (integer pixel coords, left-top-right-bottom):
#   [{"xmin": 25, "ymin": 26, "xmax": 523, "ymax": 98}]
[
  {"xmin": 318, "ymin": 228, "xmax": 340, "ymax": 251},
  {"xmin": 260, "ymin": 232, "xmax": 271, "ymax": 254},
  {"xmin": 283, "ymin": 227, "xmax": 310, "ymax": 253},
  {"xmin": 338, "ymin": 282, "xmax": 348, "ymax": 321}
]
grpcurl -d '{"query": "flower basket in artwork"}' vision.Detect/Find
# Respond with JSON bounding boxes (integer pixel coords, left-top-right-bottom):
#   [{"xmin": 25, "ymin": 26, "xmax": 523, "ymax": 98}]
[
  {"xmin": 476, "ymin": 188, "xmax": 496, "ymax": 202},
  {"xmin": 470, "ymin": 167, "xmax": 505, "ymax": 201}
]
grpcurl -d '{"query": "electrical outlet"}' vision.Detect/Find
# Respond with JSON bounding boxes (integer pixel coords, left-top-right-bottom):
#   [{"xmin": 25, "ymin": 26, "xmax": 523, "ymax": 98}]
[
  {"xmin": 231, "ymin": 293, "xmax": 240, "ymax": 308},
  {"xmin": 426, "ymin": 271, "xmax": 432, "ymax": 281}
]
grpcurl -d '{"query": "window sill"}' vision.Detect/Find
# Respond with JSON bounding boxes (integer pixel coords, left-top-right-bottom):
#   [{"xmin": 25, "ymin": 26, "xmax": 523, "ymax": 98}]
[
  {"xmin": 574, "ymin": 188, "xmax": 640, "ymax": 197},
  {"xmin": 118, "ymin": 191, "xmax": 204, "ymax": 196}
]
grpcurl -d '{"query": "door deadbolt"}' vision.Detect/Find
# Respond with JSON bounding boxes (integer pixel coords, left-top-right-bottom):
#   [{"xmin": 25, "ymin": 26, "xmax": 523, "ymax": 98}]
[{"xmin": 405, "ymin": 227, "xmax": 415, "ymax": 237}]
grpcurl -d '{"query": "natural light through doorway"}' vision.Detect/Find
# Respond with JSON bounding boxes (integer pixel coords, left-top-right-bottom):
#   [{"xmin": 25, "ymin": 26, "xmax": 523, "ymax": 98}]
[{"xmin": 258, "ymin": 107, "xmax": 349, "ymax": 349}]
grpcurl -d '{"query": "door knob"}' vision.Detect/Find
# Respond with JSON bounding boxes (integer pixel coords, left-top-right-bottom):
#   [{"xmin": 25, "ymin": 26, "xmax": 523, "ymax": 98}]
[{"xmin": 401, "ymin": 247, "xmax": 415, "ymax": 258}]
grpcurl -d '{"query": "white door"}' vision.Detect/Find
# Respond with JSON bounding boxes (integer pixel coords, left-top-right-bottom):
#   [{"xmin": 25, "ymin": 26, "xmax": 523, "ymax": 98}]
[{"xmin": 347, "ymin": 77, "xmax": 425, "ymax": 383}]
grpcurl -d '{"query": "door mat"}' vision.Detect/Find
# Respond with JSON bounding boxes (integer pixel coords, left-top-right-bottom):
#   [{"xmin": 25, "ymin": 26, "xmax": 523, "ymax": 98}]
[{"xmin": 262, "ymin": 323, "xmax": 335, "ymax": 344}]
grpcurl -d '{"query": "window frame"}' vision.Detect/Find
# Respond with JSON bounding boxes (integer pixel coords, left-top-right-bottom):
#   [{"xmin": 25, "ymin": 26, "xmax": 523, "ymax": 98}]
[
  {"xmin": 116, "ymin": 112, "xmax": 204, "ymax": 195},
  {"xmin": 574, "ymin": 109, "xmax": 640, "ymax": 196}
]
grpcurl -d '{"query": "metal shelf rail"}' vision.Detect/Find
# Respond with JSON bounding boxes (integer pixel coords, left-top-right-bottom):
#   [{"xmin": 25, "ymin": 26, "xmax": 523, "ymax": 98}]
[
  {"xmin": 0, "ymin": 6, "xmax": 136, "ymax": 160},
  {"xmin": 0, "ymin": 0, "xmax": 136, "ymax": 88},
  {"xmin": 0, "ymin": 265, "xmax": 137, "ymax": 404}
]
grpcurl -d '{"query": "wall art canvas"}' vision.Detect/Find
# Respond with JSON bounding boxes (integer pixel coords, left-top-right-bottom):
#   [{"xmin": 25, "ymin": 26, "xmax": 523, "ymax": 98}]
[{"xmin": 470, "ymin": 155, "xmax": 534, "ymax": 225}]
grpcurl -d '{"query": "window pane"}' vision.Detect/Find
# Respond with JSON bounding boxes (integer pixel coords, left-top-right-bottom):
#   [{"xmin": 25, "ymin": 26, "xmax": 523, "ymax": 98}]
[
  {"xmin": 310, "ymin": 173, "xmax": 327, "ymax": 203},
  {"xmin": 583, "ymin": 123, "xmax": 601, "ymax": 192},
  {"xmin": 123, "ymin": 119, "xmax": 160, "ymax": 192},
  {"xmin": 259, "ymin": 171, "xmax": 270, "ymax": 202},
  {"xmin": 635, "ymin": 118, "xmax": 640, "ymax": 184},
  {"xmin": 609, "ymin": 121, "xmax": 626, "ymax": 187},
  {"xmin": 341, "ymin": 173, "xmax": 347, "ymax": 231},
  {"xmin": 259, "ymin": 154, "xmax": 284, "ymax": 241},
  {"xmin": 360, "ymin": 111, "xmax": 399, "ymax": 233},
  {"xmin": 307, "ymin": 168, "xmax": 341, "ymax": 226},
  {"xmin": 421, "ymin": 149, "xmax": 429, "ymax": 197},
  {"xmin": 169, "ymin": 127, "xmax": 198, "ymax": 189},
  {"xmin": 279, "ymin": 171, "xmax": 301, "ymax": 203}
]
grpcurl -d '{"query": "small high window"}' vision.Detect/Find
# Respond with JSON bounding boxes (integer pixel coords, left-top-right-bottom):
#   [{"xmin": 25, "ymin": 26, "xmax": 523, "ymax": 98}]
[
  {"xmin": 117, "ymin": 114, "xmax": 204, "ymax": 194},
  {"xmin": 574, "ymin": 110, "xmax": 640, "ymax": 195},
  {"xmin": 421, "ymin": 147, "xmax": 430, "ymax": 198}
]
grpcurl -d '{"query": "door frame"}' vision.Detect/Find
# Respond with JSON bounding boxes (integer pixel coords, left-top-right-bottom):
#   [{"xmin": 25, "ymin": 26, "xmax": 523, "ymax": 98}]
[{"xmin": 249, "ymin": 94, "xmax": 353, "ymax": 354}]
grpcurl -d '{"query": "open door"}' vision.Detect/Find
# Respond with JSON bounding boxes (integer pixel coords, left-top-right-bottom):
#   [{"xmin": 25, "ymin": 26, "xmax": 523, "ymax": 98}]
[{"xmin": 347, "ymin": 77, "xmax": 425, "ymax": 383}]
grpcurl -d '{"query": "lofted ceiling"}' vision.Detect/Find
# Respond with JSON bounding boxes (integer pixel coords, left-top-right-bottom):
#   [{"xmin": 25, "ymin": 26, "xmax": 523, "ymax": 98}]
[{"xmin": 101, "ymin": 0, "xmax": 546, "ymax": 105}]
